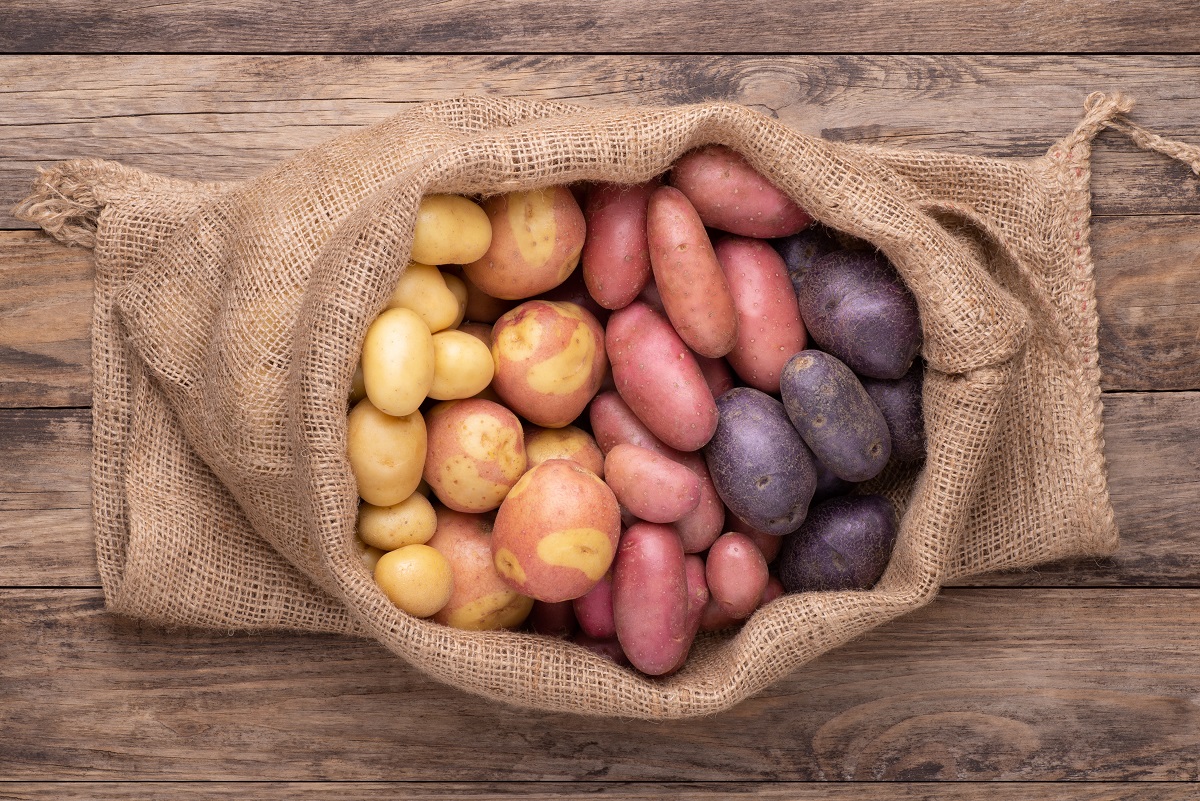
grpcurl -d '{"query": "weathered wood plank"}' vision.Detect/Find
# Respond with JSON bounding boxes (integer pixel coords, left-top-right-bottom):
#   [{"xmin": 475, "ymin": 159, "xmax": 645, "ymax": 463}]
[
  {"xmin": 2, "ymin": 588, "xmax": 1199, "ymax": 780},
  {"xmin": 0, "ymin": 391, "xmax": 1195, "ymax": 588},
  {"xmin": 2, "ymin": 2, "xmax": 1199, "ymax": 54},
  {"xmin": 0, "ymin": 232, "xmax": 93, "ymax": 408},
  {"xmin": 2, "ymin": 219, "xmax": 1199, "ymax": 408},
  {"xmin": 4, "ymin": 56, "xmax": 1200, "ymax": 228},
  {"xmin": 0, "ymin": 782, "xmax": 1191, "ymax": 800}
]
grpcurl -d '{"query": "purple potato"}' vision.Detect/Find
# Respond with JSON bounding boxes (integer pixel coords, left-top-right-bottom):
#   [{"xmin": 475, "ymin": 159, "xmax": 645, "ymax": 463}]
[
  {"xmin": 813, "ymin": 457, "xmax": 855, "ymax": 503},
  {"xmin": 704, "ymin": 387, "xmax": 817, "ymax": 535},
  {"xmin": 795, "ymin": 250, "xmax": 921, "ymax": 380},
  {"xmin": 780, "ymin": 350, "xmax": 891, "ymax": 483},
  {"xmin": 771, "ymin": 225, "xmax": 841, "ymax": 295},
  {"xmin": 861, "ymin": 360, "xmax": 926, "ymax": 463},
  {"xmin": 778, "ymin": 494, "xmax": 897, "ymax": 592}
]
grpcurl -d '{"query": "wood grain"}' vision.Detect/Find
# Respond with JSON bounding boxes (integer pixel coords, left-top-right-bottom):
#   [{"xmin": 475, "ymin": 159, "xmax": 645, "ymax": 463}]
[
  {"xmin": 3, "ymin": 587, "xmax": 1200, "ymax": 780},
  {"xmin": 0, "ymin": 232, "xmax": 93, "ymax": 408},
  {"xmin": 3, "ymin": 2, "xmax": 1199, "ymax": 54},
  {"xmin": 0, "ymin": 390, "xmax": 1196, "ymax": 588},
  {"xmin": 4, "ymin": 56, "xmax": 1200, "ymax": 229},
  {"xmin": 0, "ymin": 782, "xmax": 1192, "ymax": 800}
]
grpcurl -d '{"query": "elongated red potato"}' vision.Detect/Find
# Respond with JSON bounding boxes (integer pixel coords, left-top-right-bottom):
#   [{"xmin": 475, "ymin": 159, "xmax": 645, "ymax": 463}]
[
  {"xmin": 670, "ymin": 144, "xmax": 812, "ymax": 238},
  {"xmin": 604, "ymin": 443, "xmax": 701, "ymax": 524},
  {"xmin": 606, "ymin": 301, "xmax": 718, "ymax": 452},
  {"xmin": 612, "ymin": 522, "xmax": 690, "ymax": 676},
  {"xmin": 714, "ymin": 235, "xmax": 807, "ymax": 394},
  {"xmin": 664, "ymin": 554, "xmax": 710, "ymax": 675},
  {"xmin": 646, "ymin": 186, "xmax": 739, "ymax": 358},
  {"xmin": 588, "ymin": 390, "xmax": 724, "ymax": 553},
  {"xmin": 582, "ymin": 181, "xmax": 657, "ymax": 310},
  {"xmin": 572, "ymin": 570, "xmax": 616, "ymax": 639}
]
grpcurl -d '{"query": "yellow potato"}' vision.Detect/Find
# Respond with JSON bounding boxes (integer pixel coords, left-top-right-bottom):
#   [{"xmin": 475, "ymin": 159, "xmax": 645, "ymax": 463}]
[
  {"xmin": 386, "ymin": 262, "xmax": 460, "ymax": 333},
  {"xmin": 429, "ymin": 329, "xmax": 495, "ymax": 400},
  {"xmin": 524, "ymin": 424, "xmax": 605, "ymax": 478},
  {"xmin": 411, "ymin": 195, "xmax": 492, "ymax": 266},
  {"xmin": 347, "ymin": 398, "xmax": 427, "ymax": 506},
  {"xmin": 362, "ymin": 307, "xmax": 434, "ymax": 417},
  {"xmin": 374, "ymin": 544, "xmax": 455, "ymax": 618},
  {"xmin": 353, "ymin": 536, "xmax": 385, "ymax": 573},
  {"xmin": 358, "ymin": 492, "xmax": 438, "ymax": 551},
  {"xmin": 442, "ymin": 272, "xmax": 468, "ymax": 329}
]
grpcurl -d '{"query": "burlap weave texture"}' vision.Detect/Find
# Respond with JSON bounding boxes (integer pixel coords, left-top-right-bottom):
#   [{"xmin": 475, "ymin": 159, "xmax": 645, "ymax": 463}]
[{"xmin": 19, "ymin": 93, "xmax": 1156, "ymax": 718}]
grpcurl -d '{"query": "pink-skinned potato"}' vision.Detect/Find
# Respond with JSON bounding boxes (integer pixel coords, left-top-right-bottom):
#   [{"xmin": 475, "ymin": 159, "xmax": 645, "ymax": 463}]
[
  {"xmin": 612, "ymin": 522, "xmax": 690, "ymax": 676},
  {"xmin": 604, "ymin": 444, "xmax": 701, "ymax": 524},
  {"xmin": 492, "ymin": 459, "xmax": 621, "ymax": 603},
  {"xmin": 706, "ymin": 532, "xmax": 769, "ymax": 620},
  {"xmin": 663, "ymin": 553, "xmax": 710, "ymax": 674},
  {"xmin": 582, "ymin": 180, "xmax": 657, "ymax": 310},
  {"xmin": 728, "ymin": 513, "xmax": 784, "ymax": 563},
  {"xmin": 714, "ymin": 235, "xmax": 807, "ymax": 394},
  {"xmin": 670, "ymin": 144, "xmax": 812, "ymax": 238},
  {"xmin": 588, "ymin": 390, "xmax": 724, "ymax": 552},
  {"xmin": 423, "ymin": 399, "xmax": 527, "ymax": 513},
  {"xmin": 427, "ymin": 506, "xmax": 534, "ymax": 631},
  {"xmin": 464, "ymin": 187, "xmax": 586, "ymax": 300},
  {"xmin": 646, "ymin": 186, "xmax": 738, "ymax": 358},
  {"xmin": 606, "ymin": 302, "xmax": 718, "ymax": 452},
  {"xmin": 695, "ymin": 354, "xmax": 736, "ymax": 399},
  {"xmin": 572, "ymin": 570, "xmax": 616, "ymax": 639},
  {"xmin": 492, "ymin": 300, "xmax": 607, "ymax": 429}
]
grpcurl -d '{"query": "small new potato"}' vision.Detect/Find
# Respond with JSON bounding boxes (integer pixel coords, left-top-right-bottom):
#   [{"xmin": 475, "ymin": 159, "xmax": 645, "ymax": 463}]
[
  {"xmin": 464, "ymin": 187, "xmax": 586, "ymax": 300},
  {"xmin": 386, "ymin": 262, "xmax": 461, "ymax": 333},
  {"xmin": 411, "ymin": 195, "xmax": 492, "ymax": 266},
  {"xmin": 524, "ymin": 424, "xmax": 605, "ymax": 477},
  {"xmin": 491, "ymin": 300, "xmax": 607, "ymax": 428},
  {"xmin": 353, "ymin": 537, "xmax": 385, "ymax": 572},
  {"xmin": 374, "ymin": 543, "xmax": 455, "ymax": 618},
  {"xmin": 492, "ymin": 459, "xmax": 622, "ymax": 603},
  {"xmin": 706, "ymin": 532, "xmax": 769, "ymax": 620},
  {"xmin": 347, "ymin": 398, "xmax": 427, "ymax": 507},
  {"xmin": 428, "ymin": 506, "xmax": 534, "ymax": 630},
  {"xmin": 361, "ymin": 307, "xmax": 434, "ymax": 418},
  {"xmin": 424, "ymin": 399, "xmax": 526, "ymax": 513},
  {"xmin": 357, "ymin": 492, "xmax": 437, "ymax": 551},
  {"xmin": 429, "ymin": 329, "xmax": 495, "ymax": 400}
]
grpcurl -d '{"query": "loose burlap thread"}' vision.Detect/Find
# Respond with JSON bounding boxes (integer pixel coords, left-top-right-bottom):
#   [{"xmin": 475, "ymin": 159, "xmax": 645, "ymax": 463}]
[{"xmin": 19, "ymin": 92, "xmax": 1190, "ymax": 718}]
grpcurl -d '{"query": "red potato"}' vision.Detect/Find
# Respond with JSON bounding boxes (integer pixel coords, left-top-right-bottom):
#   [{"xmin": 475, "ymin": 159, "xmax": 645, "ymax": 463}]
[
  {"xmin": 492, "ymin": 459, "xmax": 621, "ymax": 603},
  {"xmin": 606, "ymin": 301, "xmax": 718, "ymax": 452},
  {"xmin": 464, "ymin": 187, "xmax": 586, "ymax": 300},
  {"xmin": 695, "ymin": 354, "xmax": 736, "ymax": 399},
  {"xmin": 706, "ymin": 532, "xmax": 770, "ymax": 620},
  {"xmin": 605, "ymin": 444, "xmax": 701, "ymax": 524},
  {"xmin": 714, "ymin": 235, "xmax": 807, "ymax": 394},
  {"xmin": 528, "ymin": 600, "xmax": 578, "ymax": 638},
  {"xmin": 573, "ymin": 570, "xmax": 616, "ymax": 639},
  {"xmin": 588, "ymin": 390, "xmax": 724, "ymax": 553},
  {"xmin": 727, "ymin": 512, "xmax": 784, "ymax": 563},
  {"xmin": 663, "ymin": 553, "xmax": 711, "ymax": 675},
  {"xmin": 582, "ymin": 181, "xmax": 657, "ymax": 310},
  {"xmin": 670, "ymin": 144, "xmax": 812, "ymax": 238},
  {"xmin": 491, "ymin": 300, "xmax": 608, "ymax": 429},
  {"xmin": 760, "ymin": 575, "xmax": 785, "ymax": 607},
  {"xmin": 646, "ymin": 186, "xmax": 739, "ymax": 358},
  {"xmin": 612, "ymin": 522, "xmax": 690, "ymax": 676},
  {"xmin": 573, "ymin": 633, "xmax": 630, "ymax": 667}
]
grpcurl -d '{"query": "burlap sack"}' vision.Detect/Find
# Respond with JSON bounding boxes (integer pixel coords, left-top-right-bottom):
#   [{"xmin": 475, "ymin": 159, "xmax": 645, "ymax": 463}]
[{"xmin": 18, "ymin": 91, "xmax": 1198, "ymax": 718}]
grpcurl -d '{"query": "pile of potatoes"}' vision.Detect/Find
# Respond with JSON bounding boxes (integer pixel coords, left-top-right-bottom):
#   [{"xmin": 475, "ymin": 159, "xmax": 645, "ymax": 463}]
[{"xmin": 347, "ymin": 145, "xmax": 925, "ymax": 676}]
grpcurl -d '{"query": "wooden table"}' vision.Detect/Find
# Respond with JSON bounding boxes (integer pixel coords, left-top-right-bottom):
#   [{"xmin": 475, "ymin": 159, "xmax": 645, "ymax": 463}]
[{"xmin": 3, "ymin": 47, "xmax": 1200, "ymax": 798}]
